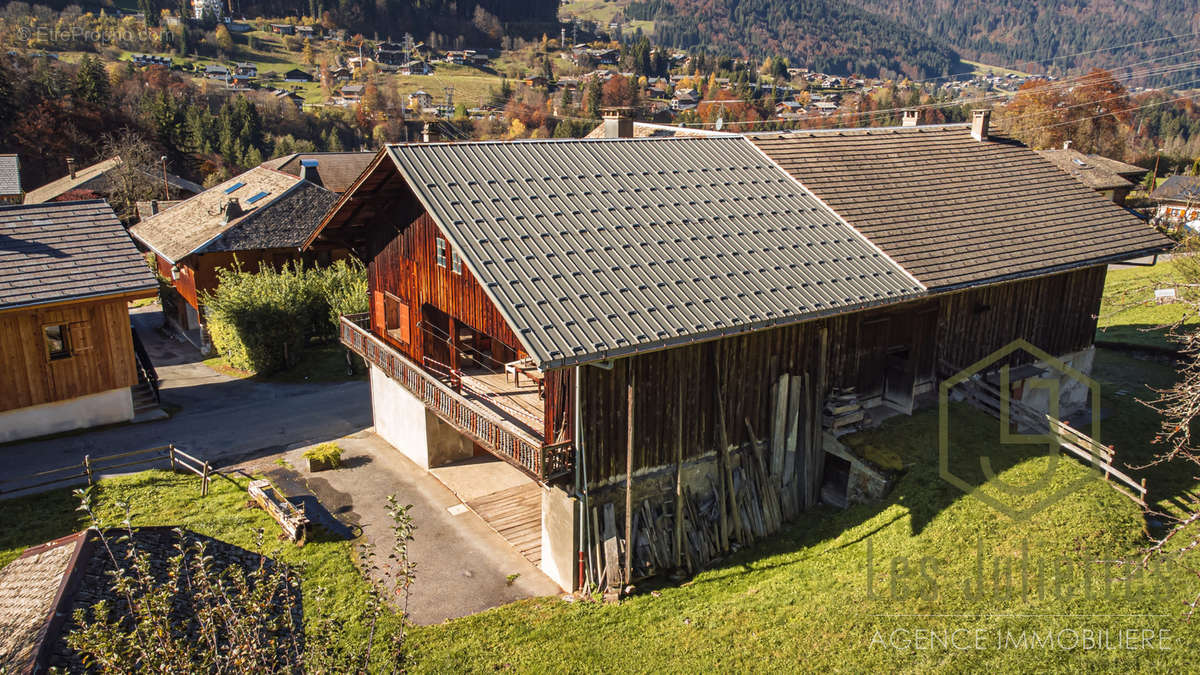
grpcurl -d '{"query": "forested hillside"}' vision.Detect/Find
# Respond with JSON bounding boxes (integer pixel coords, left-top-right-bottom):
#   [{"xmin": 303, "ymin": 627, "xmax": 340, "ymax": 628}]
[
  {"xmin": 624, "ymin": 0, "xmax": 966, "ymax": 80},
  {"xmin": 0, "ymin": 0, "xmax": 559, "ymax": 41},
  {"xmin": 848, "ymin": 0, "xmax": 1200, "ymax": 76}
]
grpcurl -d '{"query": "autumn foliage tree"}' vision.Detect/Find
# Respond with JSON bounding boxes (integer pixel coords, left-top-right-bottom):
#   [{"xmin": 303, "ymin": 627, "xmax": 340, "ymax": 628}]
[{"xmin": 999, "ymin": 69, "xmax": 1132, "ymax": 157}]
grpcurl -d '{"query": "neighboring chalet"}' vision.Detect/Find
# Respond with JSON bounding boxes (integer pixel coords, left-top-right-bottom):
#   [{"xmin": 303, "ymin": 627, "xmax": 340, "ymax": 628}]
[
  {"xmin": 0, "ymin": 154, "xmax": 22, "ymax": 204},
  {"xmin": 23, "ymin": 156, "xmax": 203, "ymax": 205},
  {"xmin": 130, "ymin": 167, "xmax": 338, "ymax": 350},
  {"xmin": 0, "ymin": 201, "xmax": 159, "ymax": 443},
  {"xmin": 1150, "ymin": 174, "xmax": 1200, "ymax": 229},
  {"xmin": 283, "ymin": 68, "xmax": 314, "ymax": 82},
  {"xmin": 1036, "ymin": 145, "xmax": 1148, "ymax": 205},
  {"xmin": 261, "ymin": 151, "xmax": 375, "ymax": 194},
  {"xmin": 309, "ymin": 114, "xmax": 1170, "ymax": 591}
]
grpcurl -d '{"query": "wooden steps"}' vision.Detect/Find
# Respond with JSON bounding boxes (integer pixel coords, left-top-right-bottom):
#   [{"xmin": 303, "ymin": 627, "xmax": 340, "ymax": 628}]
[{"xmin": 466, "ymin": 483, "xmax": 543, "ymax": 565}]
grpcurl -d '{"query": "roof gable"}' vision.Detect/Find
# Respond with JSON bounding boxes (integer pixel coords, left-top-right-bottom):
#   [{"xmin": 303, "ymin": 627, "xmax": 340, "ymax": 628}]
[
  {"xmin": 751, "ymin": 126, "xmax": 1172, "ymax": 289},
  {"xmin": 0, "ymin": 200, "xmax": 158, "ymax": 310},
  {"xmin": 129, "ymin": 166, "xmax": 330, "ymax": 262},
  {"xmin": 385, "ymin": 137, "xmax": 924, "ymax": 369}
]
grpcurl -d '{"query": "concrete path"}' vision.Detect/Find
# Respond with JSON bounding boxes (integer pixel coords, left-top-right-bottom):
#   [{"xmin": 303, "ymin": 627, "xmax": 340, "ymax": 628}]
[
  {"xmin": 239, "ymin": 431, "xmax": 563, "ymax": 625},
  {"xmin": 0, "ymin": 305, "xmax": 371, "ymax": 494}
]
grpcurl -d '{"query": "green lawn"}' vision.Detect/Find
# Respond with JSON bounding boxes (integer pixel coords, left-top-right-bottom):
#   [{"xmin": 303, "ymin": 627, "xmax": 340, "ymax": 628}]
[
  {"xmin": 3, "ymin": 349, "xmax": 1193, "ymax": 671},
  {"xmin": 203, "ymin": 343, "xmax": 365, "ymax": 383},
  {"xmin": 1097, "ymin": 260, "xmax": 1195, "ymax": 351}
]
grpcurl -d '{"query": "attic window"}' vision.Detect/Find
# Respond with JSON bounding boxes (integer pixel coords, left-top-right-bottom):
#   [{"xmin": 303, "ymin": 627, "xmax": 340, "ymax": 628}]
[
  {"xmin": 452, "ymin": 250, "xmax": 463, "ymax": 275},
  {"xmin": 436, "ymin": 237, "xmax": 447, "ymax": 267},
  {"xmin": 224, "ymin": 182, "xmax": 246, "ymax": 194},
  {"xmin": 44, "ymin": 324, "xmax": 70, "ymax": 360},
  {"xmin": 246, "ymin": 191, "xmax": 270, "ymax": 204}
]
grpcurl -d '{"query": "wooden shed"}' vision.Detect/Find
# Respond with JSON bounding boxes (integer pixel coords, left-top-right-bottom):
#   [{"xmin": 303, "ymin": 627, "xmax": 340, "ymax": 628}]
[
  {"xmin": 309, "ymin": 126, "xmax": 1171, "ymax": 591},
  {"xmin": 0, "ymin": 201, "xmax": 159, "ymax": 442}
]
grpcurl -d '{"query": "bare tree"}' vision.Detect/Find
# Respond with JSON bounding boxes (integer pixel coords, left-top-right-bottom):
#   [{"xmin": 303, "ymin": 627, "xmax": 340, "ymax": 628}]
[{"xmin": 101, "ymin": 130, "xmax": 168, "ymax": 223}]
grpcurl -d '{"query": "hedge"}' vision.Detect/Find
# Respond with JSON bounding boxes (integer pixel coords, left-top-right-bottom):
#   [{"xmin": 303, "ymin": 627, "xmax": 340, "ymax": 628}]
[{"xmin": 201, "ymin": 258, "xmax": 368, "ymax": 374}]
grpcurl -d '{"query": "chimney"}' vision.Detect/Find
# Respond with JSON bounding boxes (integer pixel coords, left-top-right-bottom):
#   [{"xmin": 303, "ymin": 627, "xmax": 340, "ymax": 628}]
[
  {"xmin": 971, "ymin": 109, "xmax": 991, "ymax": 142},
  {"xmin": 902, "ymin": 109, "xmax": 920, "ymax": 127},
  {"xmin": 66, "ymin": 157, "xmax": 76, "ymax": 179},
  {"xmin": 222, "ymin": 198, "xmax": 242, "ymax": 224},
  {"xmin": 603, "ymin": 109, "xmax": 634, "ymax": 138},
  {"xmin": 422, "ymin": 122, "xmax": 440, "ymax": 143},
  {"xmin": 1062, "ymin": 140, "xmax": 1072, "ymax": 150}
]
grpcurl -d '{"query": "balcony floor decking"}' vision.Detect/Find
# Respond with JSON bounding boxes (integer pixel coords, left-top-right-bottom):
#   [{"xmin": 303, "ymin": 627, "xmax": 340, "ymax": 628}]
[{"xmin": 458, "ymin": 370, "xmax": 545, "ymax": 440}]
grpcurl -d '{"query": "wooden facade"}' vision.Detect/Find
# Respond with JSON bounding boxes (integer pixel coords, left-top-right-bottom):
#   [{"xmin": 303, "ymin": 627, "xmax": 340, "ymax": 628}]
[{"xmin": 0, "ymin": 296, "xmax": 144, "ymax": 413}]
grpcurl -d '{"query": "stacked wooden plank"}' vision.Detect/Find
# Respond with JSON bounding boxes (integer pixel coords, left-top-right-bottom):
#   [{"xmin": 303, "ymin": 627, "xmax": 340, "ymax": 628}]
[{"xmin": 823, "ymin": 388, "xmax": 864, "ymax": 432}]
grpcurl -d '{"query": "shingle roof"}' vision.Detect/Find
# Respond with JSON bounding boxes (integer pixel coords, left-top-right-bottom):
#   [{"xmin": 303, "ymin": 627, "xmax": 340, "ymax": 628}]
[
  {"xmin": 1084, "ymin": 153, "xmax": 1147, "ymax": 178},
  {"xmin": 750, "ymin": 125, "xmax": 1172, "ymax": 289},
  {"xmin": 0, "ymin": 200, "xmax": 158, "ymax": 311},
  {"xmin": 129, "ymin": 167, "xmax": 334, "ymax": 262},
  {"xmin": 0, "ymin": 154, "xmax": 21, "ymax": 196},
  {"xmin": 386, "ymin": 137, "xmax": 925, "ymax": 369},
  {"xmin": 22, "ymin": 156, "xmax": 203, "ymax": 204},
  {"xmin": 0, "ymin": 532, "xmax": 86, "ymax": 673},
  {"xmin": 260, "ymin": 152, "xmax": 375, "ymax": 193},
  {"xmin": 1035, "ymin": 148, "xmax": 1134, "ymax": 191},
  {"xmin": 1150, "ymin": 174, "xmax": 1200, "ymax": 204}
]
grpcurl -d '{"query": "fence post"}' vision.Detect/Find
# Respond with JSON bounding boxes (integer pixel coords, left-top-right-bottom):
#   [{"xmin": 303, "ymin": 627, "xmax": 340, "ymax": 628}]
[
  {"xmin": 84, "ymin": 455, "xmax": 93, "ymax": 486},
  {"xmin": 201, "ymin": 461, "xmax": 210, "ymax": 497},
  {"xmin": 169, "ymin": 444, "xmax": 177, "ymax": 473}
]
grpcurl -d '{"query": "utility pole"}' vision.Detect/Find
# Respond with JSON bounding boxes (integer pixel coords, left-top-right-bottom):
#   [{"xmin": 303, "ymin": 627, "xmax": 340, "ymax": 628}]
[{"xmin": 160, "ymin": 156, "xmax": 169, "ymax": 200}]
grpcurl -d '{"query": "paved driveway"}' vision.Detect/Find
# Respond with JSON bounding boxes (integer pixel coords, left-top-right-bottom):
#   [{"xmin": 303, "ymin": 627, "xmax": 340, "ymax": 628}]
[{"xmin": 0, "ymin": 305, "xmax": 372, "ymax": 494}]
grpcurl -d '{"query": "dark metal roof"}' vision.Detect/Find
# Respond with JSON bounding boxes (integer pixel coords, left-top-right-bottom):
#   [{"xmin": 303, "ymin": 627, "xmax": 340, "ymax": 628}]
[
  {"xmin": 0, "ymin": 200, "xmax": 157, "ymax": 310},
  {"xmin": 386, "ymin": 137, "xmax": 925, "ymax": 370}
]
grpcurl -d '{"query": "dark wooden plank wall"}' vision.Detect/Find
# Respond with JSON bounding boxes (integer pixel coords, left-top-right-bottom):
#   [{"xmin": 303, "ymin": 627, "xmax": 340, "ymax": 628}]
[
  {"xmin": 367, "ymin": 207, "xmax": 524, "ymax": 371},
  {"xmin": 578, "ymin": 265, "xmax": 1109, "ymax": 485},
  {"xmin": 0, "ymin": 298, "xmax": 139, "ymax": 412}
]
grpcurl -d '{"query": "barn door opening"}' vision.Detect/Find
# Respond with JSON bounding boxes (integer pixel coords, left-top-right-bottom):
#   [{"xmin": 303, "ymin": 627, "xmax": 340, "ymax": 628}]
[{"xmin": 882, "ymin": 346, "xmax": 916, "ymax": 414}]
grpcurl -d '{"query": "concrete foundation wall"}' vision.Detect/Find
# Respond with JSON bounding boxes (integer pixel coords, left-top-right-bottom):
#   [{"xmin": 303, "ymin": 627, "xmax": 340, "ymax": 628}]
[
  {"xmin": 424, "ymin": 410, "xmax": 475, "ymax": 466},
  {"xmin": 370, "ymin": 364, "xmax": 432, "ymax": 467},
  {"xmin": 540, "ymin": 486, "xmax": 577, "ymax": 591},
  {"xmin": 0, "ymin": 387, "xmax": 133, "ymax": 443},
  {"xmin": 1015, "ymin": 346, "xmax": 1097, "ymax": 418}
]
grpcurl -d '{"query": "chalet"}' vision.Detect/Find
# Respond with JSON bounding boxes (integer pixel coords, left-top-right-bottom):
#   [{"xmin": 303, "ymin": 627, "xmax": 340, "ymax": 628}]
[
  {"xmin": 0, "ymin": 201, "xmax": 159, "ymax": 443},
  {"xmin": 23, "ymin": 156, "xmax": 203, "ymax": 206},
  {"xmin": 233, "ymin": 62, "xmax": 258, "ymax": 79},
  {"xmin": 398, "ymin": 60, "xmax": 433, "ymax": 76},
  {"xmin": 309, "ymin": 113, "xmax": 1170, "ymax": 592},
  {"xmin": 339, "ymin": 83, "xmax": 365, "ymax": 103},
  {"xmin": 129, "ymin": 167, "xmax": 338, "ymax": 350},
  {"xmin": 671, "ymin": 87, "xmax": 699, "ymax": 111},
  {"xmin": 283, "ymin": 68, "xmax": 314, "ymax": 82},
  {"xmin": 296, "ymin": 25, "xmax": 317, "ymax": 39},
  {"xmin": 204, "ymin": 64, "xmax": 230, "ymax": 80},
  {"xmin": 408, "ymin": 89, "xmax": 434, "ymax": 111},
  {"xmin": 523, "ymin": 75, "xmax": 549, "ymax": 89},
  {"xmin": 376, "ymin": 42, "xmax": 408, "ymax": 65},
  {"xmin": 268, "ymin": 88, "xmax": 304, "ymax": 109},
  {"xmin": 1035, "ymin": 145, "xmax": 1147, "ymax": 205},
  {"xmin": 0, "ymin": 154, "xmax": 21, "ymax": 204},
  {"xmin": 131, "ymin": 54, "xmax": 171, "ymax": 68},
  {"xmin": 260, "ymin": 152, "xmax": 375, "ymax": 194},
  {"xmin": 269, "ymin": 23, "xmax": 295, "ymax": 36},
  {"xmin": 1150, "ymin": 175, "xmax": 1200, "ymax": 228}
]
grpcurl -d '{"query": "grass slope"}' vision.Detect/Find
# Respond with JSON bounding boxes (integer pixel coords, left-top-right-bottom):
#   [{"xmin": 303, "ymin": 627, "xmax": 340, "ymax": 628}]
[
  {"xmin": 0, "ymin": 350, "xmax": 1191, "ymax": 671},
  {"xmin": 1097, "ymin": 260, "xmax": 1195, "ymax": 351}
]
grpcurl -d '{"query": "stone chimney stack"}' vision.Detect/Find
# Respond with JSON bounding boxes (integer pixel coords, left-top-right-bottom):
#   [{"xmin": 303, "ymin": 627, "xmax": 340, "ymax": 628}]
[
  {"xmin": 1062, "ymin": 140, "xmax": 1072, "ymax": 150},
  {"xmin": 66, "ymin": 157, "xmax": 76, "ymax": 179},
  {"xmin": 902, "ymin": 109, "xmax": 920, "ymax": 127},
  {"xmin": 603, "ymin": 109, "xmax": 634, "ymax": 138},
  {"xmin": 971, "ymin": 109, "xmax": 991, "ymax": 142},
  {"xmin": 222, "ymin": 198, "xmax": 242, "ymax": 224}
]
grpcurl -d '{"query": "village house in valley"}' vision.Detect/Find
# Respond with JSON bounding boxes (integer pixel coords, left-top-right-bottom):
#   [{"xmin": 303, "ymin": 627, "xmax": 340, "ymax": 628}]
[
  {"xmin": 1150, "ymin": 174, "xmax": 1200, "ymax": 229},
  {"xmin": 307, "ymin": 113, "xmax": 1170, "ymax": 592},
  {"xmin": 129, "ymin": 166, "xmax": 339, "ymax": 350},
  {"xmin": 0, "ymin": 201, "xmax": 159, "ymax": 442},
  {"xmin": 1035, "ymin": 144, "xmax": 1148, "ymax": 206},
  {"xmin": 22, "ymin": 156, "xmax": 203, "ymax": 205}
]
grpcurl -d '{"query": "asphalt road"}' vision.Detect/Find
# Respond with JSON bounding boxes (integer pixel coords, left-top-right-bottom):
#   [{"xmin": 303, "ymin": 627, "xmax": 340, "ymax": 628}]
[{"xmin": 0, "ymin": 306, "xmax": 372, "ymax": 495}]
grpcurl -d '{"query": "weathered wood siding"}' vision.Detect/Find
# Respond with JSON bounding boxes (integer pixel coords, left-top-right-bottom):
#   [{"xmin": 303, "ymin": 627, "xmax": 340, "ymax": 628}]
[
  {"xmin": 367, "ymin": 208, "xmax": 523, "ymax": 368},
  {"xmin": 578, "ymin": 266, "xmax": 1108, "ymax": 485},
  {"xmin": 0, "ymin": 298, "xmax": 139, "ymax": 412}
]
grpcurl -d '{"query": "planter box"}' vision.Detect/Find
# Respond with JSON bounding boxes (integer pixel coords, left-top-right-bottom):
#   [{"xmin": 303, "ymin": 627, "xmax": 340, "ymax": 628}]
[{"xmin": 307, "ymin": 456, "xmax": 336, "ymax": 472}]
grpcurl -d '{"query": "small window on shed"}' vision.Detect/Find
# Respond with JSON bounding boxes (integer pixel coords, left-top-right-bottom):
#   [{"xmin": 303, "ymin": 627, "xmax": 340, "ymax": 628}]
[
  {"xmin": 44, "ymin": 324, "xmax": 71, "ymax": 360},
  {"xmin": 436, "ymin": 237, "xmax": 447, "ymax": 268},
  {"xmin": 452, "ymin": 250, "xmax": 463, "ymax": 275},
  {"xmin": 383, "ymin": 293, "xmax": 410, "ymax": 344}
]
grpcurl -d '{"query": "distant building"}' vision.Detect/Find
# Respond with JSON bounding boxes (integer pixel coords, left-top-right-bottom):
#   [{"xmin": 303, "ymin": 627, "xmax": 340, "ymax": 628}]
[
  {"xmin": 22, "ymin": 156, "xmax": 202, "ymax": 206},
  {"xmin": 270, "ymin": 23, "xmax": 295, "ymax": 36},
  {"xmin": 339, "ymin": 83, "xmax": 365, "ymax": 102},
  {"xmin": 398, "ymin": 60, "xmax": 433, "ymax": 76},
  {"xmin": 283, "ymin": 68, "xmax": 313, "ymax": 82},
  {"xmin": 1036, "ymin": 146, "xmax": 1147, "ymax": 206},
  {"xmin": 408, "ymin": 90, "xmax": 434, "ymax": 110},
  {"xmin": 191, "ymin": 0, "xmax": 222, "ymax": 20},
  {"xmin": 1150, "ymin": 175, "xmax": 1200, "ymax": 227},
  {"xmin": 131, "ymin": 54, "xmax": 171, "ymax": 68},
  {"xmin": 0, "ymin": 154, "xmax": 22, "ymax": 204}
]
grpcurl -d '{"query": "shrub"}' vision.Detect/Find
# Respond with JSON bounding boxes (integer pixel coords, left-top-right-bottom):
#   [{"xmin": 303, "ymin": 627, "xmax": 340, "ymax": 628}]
[
  {"xmin": 202, "ymin": 258, "xmax": 367, "ymax": 374},
  {"xmin": 303, "ymin": 442, "xmax": 343, "ymax": 469}
]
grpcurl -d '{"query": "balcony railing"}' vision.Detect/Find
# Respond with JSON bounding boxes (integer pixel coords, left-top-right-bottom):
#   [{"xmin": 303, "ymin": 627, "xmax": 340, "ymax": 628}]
[{"xmin": 340, "ymin": 314, "xmax": 572, "ymax": 482}]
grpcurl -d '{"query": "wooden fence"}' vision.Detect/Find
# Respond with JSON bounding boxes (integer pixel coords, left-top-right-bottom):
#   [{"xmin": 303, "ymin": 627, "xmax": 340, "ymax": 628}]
[
  {"xmin": 955, "ymin": 374, "xmax": 1148, "ymax": 507},
  {"xmin": 0, "ymin": 444, "xmax": 214, "ymax": 497}
]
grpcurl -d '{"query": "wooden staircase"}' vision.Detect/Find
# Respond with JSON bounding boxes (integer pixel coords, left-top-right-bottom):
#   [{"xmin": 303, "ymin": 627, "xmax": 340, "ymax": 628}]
[{"xmin": 466, "ymin": 483, "xmax": 543, "ymax": 566}]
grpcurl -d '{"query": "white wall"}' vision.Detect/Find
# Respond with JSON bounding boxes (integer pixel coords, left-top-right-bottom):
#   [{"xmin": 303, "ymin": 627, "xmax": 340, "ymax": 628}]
[
  {"xmin": 0, "ymin": 387, "xmax": 133, "ymax": 443},
  {"xmin": 370, "ymin": 364, "xmax": 433, "ymax": 468}
]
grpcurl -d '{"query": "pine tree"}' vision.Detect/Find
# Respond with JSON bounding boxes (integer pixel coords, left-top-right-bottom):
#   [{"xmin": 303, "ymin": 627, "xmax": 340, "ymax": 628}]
[{"xmin": 75, "ymin": 55, "xmax": 111, "ymax": 106}]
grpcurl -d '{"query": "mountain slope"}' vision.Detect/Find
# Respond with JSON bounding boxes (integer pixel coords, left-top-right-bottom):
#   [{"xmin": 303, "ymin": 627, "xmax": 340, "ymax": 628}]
[
  {"xmin": 625, "ymin": 0, "xmax": 966, "ymax": 80},
  {"xmin": 847, "ymin": 0, "xmax": 1200, "ymax": 76}
]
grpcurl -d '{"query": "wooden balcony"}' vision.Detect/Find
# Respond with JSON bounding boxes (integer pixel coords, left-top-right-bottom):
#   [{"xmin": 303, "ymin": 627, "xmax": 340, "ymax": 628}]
[{"xmin": 340, "ymin": 314, "xmax": 573, "ymax": 482}]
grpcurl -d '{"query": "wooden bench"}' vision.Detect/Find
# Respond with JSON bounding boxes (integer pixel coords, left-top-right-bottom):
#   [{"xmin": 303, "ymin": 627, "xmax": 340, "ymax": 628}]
[{"xmin": 248, "ymin": 479, "xmax": 310, "ymax": 545}]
